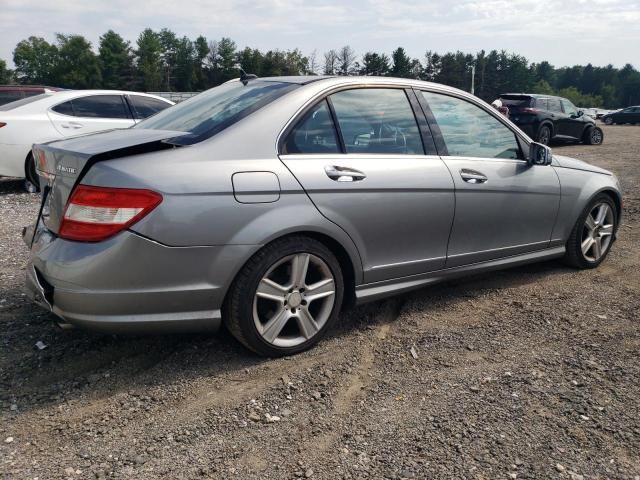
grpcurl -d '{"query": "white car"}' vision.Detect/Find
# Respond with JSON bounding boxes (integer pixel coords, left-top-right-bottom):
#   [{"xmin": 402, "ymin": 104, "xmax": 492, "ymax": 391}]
[{"xmin": 0, "ymin": 90, "xmax": 174, "ymax": 189}]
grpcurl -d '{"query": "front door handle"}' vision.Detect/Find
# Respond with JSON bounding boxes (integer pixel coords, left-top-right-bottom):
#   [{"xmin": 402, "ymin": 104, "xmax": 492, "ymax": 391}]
[
  {"xmin": 60, "ymin": 122, "xmax": 83, "ymax": 130},
  {"xmin": 460, "ymin": 169, "xmax": 488, "ymax": 184},
  {"xmin": 325, "ymin": 165, "xmax": 367, "ymax": 182}
]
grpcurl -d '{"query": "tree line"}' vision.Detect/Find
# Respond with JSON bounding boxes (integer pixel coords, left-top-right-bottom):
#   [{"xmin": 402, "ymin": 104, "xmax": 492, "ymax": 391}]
[{"xmin": 1, "ymin": 29, "xmax": 639, "ymax": 108}]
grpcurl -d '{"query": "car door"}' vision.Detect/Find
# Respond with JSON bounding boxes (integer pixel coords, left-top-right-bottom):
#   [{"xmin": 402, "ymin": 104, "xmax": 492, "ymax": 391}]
[
  {"xmin": 558, "ymin": 99, "xmax": 584, "ymax": 139},
  {"xmin": 48, "ymin": 94, "xmax": 134, "ymax": 136},
  {"xmin": 418, "ymin": 90, "xmax": 560, "ymax": 268},
  {"xmin": 279, "ymin": 87, "xmax": 455, "ymax": 283}
]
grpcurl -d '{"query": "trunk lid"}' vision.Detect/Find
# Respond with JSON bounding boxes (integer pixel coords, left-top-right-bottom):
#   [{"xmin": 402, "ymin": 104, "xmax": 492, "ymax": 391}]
[{"xmin": 32, "ymin": 128, "xmax": 187, "ymax": 234}]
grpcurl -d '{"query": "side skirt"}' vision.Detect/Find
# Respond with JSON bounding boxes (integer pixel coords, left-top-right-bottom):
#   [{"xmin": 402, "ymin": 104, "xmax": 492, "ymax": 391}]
[{"xmin": 355, "ymin": 246, "xmax": 565, "ymax": 304}]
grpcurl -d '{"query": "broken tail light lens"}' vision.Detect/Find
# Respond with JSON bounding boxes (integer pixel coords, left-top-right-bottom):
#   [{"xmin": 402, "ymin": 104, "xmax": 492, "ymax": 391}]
[{"xmin": 59, "ymin": 185, "xmax": 162, "ymax": 242}]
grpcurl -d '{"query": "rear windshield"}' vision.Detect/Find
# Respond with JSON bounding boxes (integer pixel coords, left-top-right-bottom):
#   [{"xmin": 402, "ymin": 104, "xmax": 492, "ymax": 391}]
[
  {"xmin": 135, "ymin": 80, "xmax": 298, "ymax": 145},
  {"xmin": 499, "ymin": 96, "xmax": 533, "ymax": 108},
  {"xmin": 0, "ymin": 93, "xmax": 50, "ymax": 111}
]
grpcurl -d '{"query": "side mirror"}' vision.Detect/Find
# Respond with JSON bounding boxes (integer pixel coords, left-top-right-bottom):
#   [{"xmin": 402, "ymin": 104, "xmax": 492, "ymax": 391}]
[
  {"xmin": 529, "ymin": 142, "xmax": 552, "ymax": 166},
  {"xmin": 577, "ymin": 110, "xmax": 584, "ymax": 117}
]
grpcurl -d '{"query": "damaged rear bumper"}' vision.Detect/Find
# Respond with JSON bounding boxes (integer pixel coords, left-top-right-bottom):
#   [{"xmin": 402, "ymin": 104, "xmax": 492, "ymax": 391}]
[{"xmin": 24, "ymin": 225, "xmax": 260, "ymax": 334}]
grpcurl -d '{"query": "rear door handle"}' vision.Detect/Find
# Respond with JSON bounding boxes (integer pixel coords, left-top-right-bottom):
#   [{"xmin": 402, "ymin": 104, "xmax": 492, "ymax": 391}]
[
  {"xmin": 324, "ymin": 165, "xmax": 367, "ymax": 182},
  {"xmin": 460, "ymin": 169, "xmax": 488, "ymax": 184}
]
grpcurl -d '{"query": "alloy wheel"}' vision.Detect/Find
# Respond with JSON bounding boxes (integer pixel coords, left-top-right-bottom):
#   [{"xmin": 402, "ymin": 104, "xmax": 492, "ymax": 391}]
[
  {"xmin": 253, "ymin": 253, "xmax": 336, "ymax": 348},
  {"xmin": 539, "ymin": 127, "xmax": 551, "ymax": 145},
  {"xmin": 590, "ymin": 128, "xmax": 603, "ymax": 144},
  {"xmin": 581, "ymin": 202, "xmax": 614, "ymax": 262}
]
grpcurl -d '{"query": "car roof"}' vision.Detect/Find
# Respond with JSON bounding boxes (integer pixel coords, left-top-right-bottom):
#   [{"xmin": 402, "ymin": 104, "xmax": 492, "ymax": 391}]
[{"xmin": 500, "ymin": 93, "xmax": 564, "ymax": 100}]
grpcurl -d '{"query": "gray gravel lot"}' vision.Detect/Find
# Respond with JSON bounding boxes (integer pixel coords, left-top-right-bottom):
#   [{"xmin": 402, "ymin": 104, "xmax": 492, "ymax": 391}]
[{"xmin": 1, "ymin": 125, "xmax": 639, "ymax": 479}]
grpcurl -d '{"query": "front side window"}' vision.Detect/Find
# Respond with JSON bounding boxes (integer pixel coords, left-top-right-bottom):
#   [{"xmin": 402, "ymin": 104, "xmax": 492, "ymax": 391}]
[
  {"xmin": 136, "ymin": 80, "xmax": 298, "ymax": 145},
  {"xmin": 422, "ymin": 91, "xmax": 521, "ymax": 160},
  {"xmin": 561, "ymin": 99, "xmax": 578, "ymax": 116},
  {"xmin": 283, "ymin": 100, "xmax": 340, "ymax": 154},
  {"xmin": 128, "ymin": 95, "xmax": 171, "ymax": 119},
  {"xmin": 329, "ymin": 88, "xmax": 424, "ymax": 155},
  {"xmin": 71, "ymin": 95, "xmax": 130, "ymax": 119}
]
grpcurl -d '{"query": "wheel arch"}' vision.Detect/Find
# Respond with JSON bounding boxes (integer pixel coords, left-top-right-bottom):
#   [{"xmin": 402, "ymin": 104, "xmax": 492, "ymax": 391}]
[{"xmin": 222, "ymin": 229, "xmax": 361, "ymax": 312}]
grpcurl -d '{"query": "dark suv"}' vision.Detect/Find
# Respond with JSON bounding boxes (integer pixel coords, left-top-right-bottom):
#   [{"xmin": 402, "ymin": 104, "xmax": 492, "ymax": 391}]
[{"xmin": 498, "ymin": 94, "xmax": 603, "ymax": 146}]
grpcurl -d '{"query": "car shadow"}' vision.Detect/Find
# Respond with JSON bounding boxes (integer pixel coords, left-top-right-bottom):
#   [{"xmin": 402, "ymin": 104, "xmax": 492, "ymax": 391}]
[
  {"xmin": 0, "ymin": 178, "xmax": 30, "ymax": 195},
  {"xmin": 0, "ymin": 257, "xmax": 572, "ymax": 415}
]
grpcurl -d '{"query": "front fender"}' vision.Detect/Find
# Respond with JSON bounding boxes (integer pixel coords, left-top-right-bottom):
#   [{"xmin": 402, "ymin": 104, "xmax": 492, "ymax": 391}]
[{"xmin": 551, "ymin": 167, "xmax": 622, "ymax": 242}]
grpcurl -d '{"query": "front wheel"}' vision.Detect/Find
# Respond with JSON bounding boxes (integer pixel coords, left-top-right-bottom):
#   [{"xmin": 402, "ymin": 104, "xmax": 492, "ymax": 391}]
[
  {"xmin": 564, "ymin": 194, "xmax": 617, "ymax": 269},
  {"xmin": 224, "ymin": 236, "xmax": 344, "ymax": 356},
  {"xmin": 584, "ymin": 126, "xmax": 604, "ymax": 145},
  {"xmin": 604, "ymin": 117, "xmax": 613, "ymax": 125}
]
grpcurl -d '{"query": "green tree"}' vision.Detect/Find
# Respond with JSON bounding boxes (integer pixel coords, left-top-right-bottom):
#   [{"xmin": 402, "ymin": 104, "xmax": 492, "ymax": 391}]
[
  {"xmin": 55, "ymin": 34, "xmax": 101, "ymax": 88},
  {"xmin": 98, "ymin": 30, "xmax": 133, "ymax": 89},
  {"xmin": 135, "ymin": 29, "xmax": 163, "ymax": 91},
  {"xmin": 532, "ymin": 79, "xmax": 555, "ymax": 95},
  {"xmin": 0, "ymin": 59, "xmax": 13, "ymax": 83},
  {"xmin": 391, "ymin": 47, "xmax": 412, "ymax": 78},
  {"xmin": 174, "ymin": 36, "xmax": 195, "ymax": 91},
  {"xmin": 360, "ymin": 52, "xmax": 390, "ymax": 76},
  {"xmin": 193, "ymin": 35, "xmax": 210, "ymax": 90},
  {"xmin": 13, "ymin": 36, "xmax": 59, "ymax": 84}
]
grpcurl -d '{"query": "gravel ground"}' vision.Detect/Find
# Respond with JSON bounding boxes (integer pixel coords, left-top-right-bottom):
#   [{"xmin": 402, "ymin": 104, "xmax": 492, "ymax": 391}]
[{"xmin": 1, "ymin": 125, "xmax": 639, "ymax": 479}]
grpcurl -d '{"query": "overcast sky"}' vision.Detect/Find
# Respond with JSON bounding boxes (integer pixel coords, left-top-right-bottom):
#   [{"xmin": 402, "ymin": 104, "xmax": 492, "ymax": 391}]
[{"xmin": 2, "ymin": 0, "xmax": 639, "ymax": 69}]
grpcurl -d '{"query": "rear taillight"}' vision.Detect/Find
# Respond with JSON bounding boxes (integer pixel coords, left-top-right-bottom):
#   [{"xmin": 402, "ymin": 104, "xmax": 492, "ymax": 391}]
[
  {"xmin": 522, "ymin": 108, "xmax": 542, "ymax": 113},
  {"xmin": 0, "ymin": 122, "xmax": 6, "ymax": 128},
  {"xmin": 59, "ymin": 185, "xmax": 162, "ymax": 242}
]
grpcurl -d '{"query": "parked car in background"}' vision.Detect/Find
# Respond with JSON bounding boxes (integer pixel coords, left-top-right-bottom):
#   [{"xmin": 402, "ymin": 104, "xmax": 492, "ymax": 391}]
[
  {"xmin": 0, "ymin": 85, "xmax": 63, "ymax": 106},
  {"xmin": 24, "ymin": 76, "xmax": 621, "ymax": 357},
  {"xmin": 602, "ymin": 106, "xmax": 640, "ymax": 125},
  {"xmin": 595, "ymin": 108, "xmax": 617, "ymax": 119},
  {"xmin": 0, "ymin": 90, "xmax": 174, "ymax": 190},
  {"xmin": 579, "ymin": 108, "xmax": 597, "ymax": 119},
  {"xmin": 497, "ymin": 94, "xmax": 603, "ymax": 146}
]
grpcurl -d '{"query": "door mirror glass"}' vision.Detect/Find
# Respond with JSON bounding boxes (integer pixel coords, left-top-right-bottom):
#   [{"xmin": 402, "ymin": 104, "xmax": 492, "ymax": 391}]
[{"xmin": 529, "ymin": 142, "xmax": 552, "ymax": 166}]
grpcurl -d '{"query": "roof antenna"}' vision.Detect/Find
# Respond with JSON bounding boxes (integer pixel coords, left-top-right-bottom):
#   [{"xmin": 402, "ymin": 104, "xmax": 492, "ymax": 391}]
[{"xmin": 235, "ymin": 64, "xmax": 257, "ymax": 85}]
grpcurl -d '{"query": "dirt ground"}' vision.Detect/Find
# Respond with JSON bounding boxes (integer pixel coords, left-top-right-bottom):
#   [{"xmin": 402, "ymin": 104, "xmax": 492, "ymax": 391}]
[{"xmin": 1, "ymin": 125, "xmax": 639, "ymax": 480}]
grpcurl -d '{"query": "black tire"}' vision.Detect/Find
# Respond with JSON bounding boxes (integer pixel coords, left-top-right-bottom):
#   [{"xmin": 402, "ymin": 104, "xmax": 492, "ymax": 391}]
[
  {"xmin": 563, "ymin": 194, "xmax": 617, "ymax": 269},
  {"xmin": 583, "ymin": 126, "xmax": 604, "ymax": 145},
  {"xmin": 536, "ymin": 124, "xmax": 552, "ymax": 145},
  {"xmin": 223, "ymin": 235, "xmax": 344, "ymax": 357},
  {"xmin": 604, "ymin": 117, "xmax": 613, "ymax": 125},
  {"xmin": 24, "ymin": 153, "xmax": 40, "ymax": 192}
]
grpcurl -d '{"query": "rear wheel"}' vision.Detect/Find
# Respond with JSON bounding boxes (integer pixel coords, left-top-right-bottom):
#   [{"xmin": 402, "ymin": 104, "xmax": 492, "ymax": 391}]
[
  {"xmin": 584, "ymin": 126, "xmax": 604, "ymax": 145},
  {"xmin": 24, "ymin": 153, "xmax": 40, "ymax": 192},
  {"xmin": 224, "ymin": 236, "xmax": 344, "ymax": 356},
  {"xmin": 564, "ymin": 194, "xmax": 617, "ymax": 269},
  {"xmin": 536, "ymin": 124, "xmax": 552, "ymax": 145}
]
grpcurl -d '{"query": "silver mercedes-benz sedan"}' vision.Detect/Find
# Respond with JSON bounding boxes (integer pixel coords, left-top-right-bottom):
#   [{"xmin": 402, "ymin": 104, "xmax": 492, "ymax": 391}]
[{"xmin": 24, "ymin": 75, "xmax": 622, "ymax": 356}]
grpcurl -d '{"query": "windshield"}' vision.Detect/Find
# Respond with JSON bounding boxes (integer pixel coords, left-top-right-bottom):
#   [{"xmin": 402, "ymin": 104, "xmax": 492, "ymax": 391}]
[
  {"xmin": 135, "ymin": 80, "xmax": 299, "ymax": 145},
  {"xmin": 0, "ymin": 93, "xmax": 51, "ymax": 111}
]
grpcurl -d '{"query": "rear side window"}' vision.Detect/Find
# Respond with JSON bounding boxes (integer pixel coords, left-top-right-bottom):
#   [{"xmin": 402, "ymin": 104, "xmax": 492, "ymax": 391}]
[
  {"xmin": 52, "ymin": 101, "xmax": 74, "ymax": 116},
  {"xmin": 283, "ymin": 100, "xmax": 340, "ymax": 154},
  {"xmin": 71, "ymin": 95, "xmax": 130, "ymax": 119},
  {"xmin": 329, "ymin": 88, "xmax": 424, "ymax": 155},
  {"xmin": 548, "ymin": 98, "xmax": 562, "ymax": 113},
  {"xmin": 422, "ymin": 91, "xmax": 521, "ymax": 160},
  {"xmin": 534, "ymin": 98, "xmax": 549, "ymax": 110},
  {"xmin": 128, "ymin": 95, "xmax": 171, "ymax": 119}
]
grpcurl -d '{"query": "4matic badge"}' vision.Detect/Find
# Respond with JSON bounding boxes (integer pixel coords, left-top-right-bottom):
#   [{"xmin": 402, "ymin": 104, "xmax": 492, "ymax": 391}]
[{"xmin": 56, "ymin": 164, "xmax": 77, "ymax": 174}]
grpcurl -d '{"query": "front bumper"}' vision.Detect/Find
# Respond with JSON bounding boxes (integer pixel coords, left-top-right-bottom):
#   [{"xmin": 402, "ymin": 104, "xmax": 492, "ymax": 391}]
[{"xmin": 24, "ymin": 223, "xmax": 260, "ymax": 333}]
